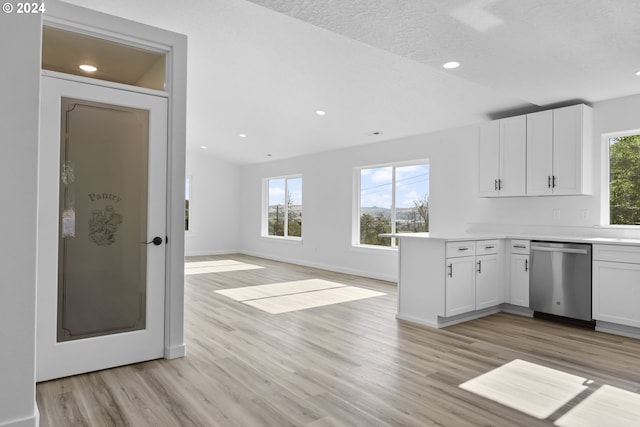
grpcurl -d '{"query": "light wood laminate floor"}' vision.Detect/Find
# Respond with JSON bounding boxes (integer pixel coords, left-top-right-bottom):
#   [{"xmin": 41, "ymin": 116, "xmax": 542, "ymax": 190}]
[{"xmin": 37, "ymin": 254, "xmax": 640, "ymax": 426}]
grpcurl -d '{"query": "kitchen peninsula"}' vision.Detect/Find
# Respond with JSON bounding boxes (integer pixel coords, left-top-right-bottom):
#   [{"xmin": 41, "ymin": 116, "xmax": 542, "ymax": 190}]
[{"xmin": 389, "ymin": 232, "xmax": 640, "ymax": 340}]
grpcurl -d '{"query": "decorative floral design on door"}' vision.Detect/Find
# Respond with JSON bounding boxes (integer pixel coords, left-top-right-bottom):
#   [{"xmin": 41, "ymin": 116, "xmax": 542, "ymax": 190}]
[{"xmin": 88, "ymin": 205, "xmax": 122, "ymax": 246}]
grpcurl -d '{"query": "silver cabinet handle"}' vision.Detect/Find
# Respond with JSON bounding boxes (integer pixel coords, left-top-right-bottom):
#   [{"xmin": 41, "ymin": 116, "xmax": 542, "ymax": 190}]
[
  {"xmin": 525, "ymin": 259, "xmax": 528, "ymax": 272},
  {"xmin": 477, "ymin": 260, "xmax": 482, "ymax": 274},
  {"xmin": 448, "ymin": 264, "xmax": 453, "ymax": 277},
  {"xmin": 552, "ymin": 175, "xmax": 557, "ymax": 188},
  {"xmin": 457, "ymin": 247, "xmax": 470, "ymax": 251},
  {"xmin": 484, "ymin": 245, "xmax": 495, "ymax": 249},
  {"xmin": 548, "ymin": 176, "xmax": 551, "ymax": 188},
  {"xmin": 513, "ymin": 244, "xmax": 527, "ymax": 249},
  {"xmin": 494, "ymin": 179, "xmax": 498, "ymax": 191}
]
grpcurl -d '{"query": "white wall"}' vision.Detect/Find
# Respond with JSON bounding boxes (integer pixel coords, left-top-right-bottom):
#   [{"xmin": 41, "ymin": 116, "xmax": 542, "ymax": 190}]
[
  {"xmin": 236, "ymin": 94, "xmax": 640, "ymax": 281},
  {"xmin": 185, "ymin": 150, "xmax": 241, "ymax": 255},
  {"xmin": 0, "ymin": 12, "xmax": 40, "ymax": 427},
  {"xmin": 238, "ymin": 125, "xmax": 480, "ymax": 281}
]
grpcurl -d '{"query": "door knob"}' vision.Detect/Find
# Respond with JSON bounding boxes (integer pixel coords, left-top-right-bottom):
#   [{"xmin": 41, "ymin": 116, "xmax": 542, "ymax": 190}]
[{"xmin": 145, "ymin": 236, "xmax": 163, "ymax": 246}]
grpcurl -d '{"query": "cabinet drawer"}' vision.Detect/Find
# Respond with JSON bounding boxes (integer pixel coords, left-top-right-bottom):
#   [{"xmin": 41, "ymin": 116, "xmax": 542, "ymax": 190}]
[
  {"xmin": 446, "ymin": 241, "xmax": 476, "ymax": 258},
  {"xmin": 476, "ymin": 240, "xmax": 499, "ymax": 255},
  {"xmin": 593, "ymin": 244, "xmax": 640, "ymax": 264},
  {"xmin": 510, "ymin": 239, "xmax": 530, "ymax": 254}
]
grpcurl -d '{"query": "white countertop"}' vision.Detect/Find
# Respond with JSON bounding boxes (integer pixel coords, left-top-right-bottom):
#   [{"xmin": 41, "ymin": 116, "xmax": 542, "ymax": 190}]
[{"xmin": 382, "ymin": 232, "xmax": 640, "ymax": 246}]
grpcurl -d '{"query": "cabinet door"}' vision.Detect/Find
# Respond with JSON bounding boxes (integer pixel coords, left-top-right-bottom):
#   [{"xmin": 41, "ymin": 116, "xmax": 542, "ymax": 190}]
[
  {"xmin": 510, "ymin": 254, "xmax": 530, "ymax": 307},
  {"xmin": 593, "ymin": 260, "xmax": 640, "ymax": 328},
  {"xmin": 478, "ymin": 121, "xmax": 500, "ymax": 197},
  {"xmin": 445, "ymin": 256, "xmax": 475, "ymax": 317},
  {"xmin": 526, "ymin": 110, "xmax": 553, "ymax": 196},
  {"xmin": 476, "ymin": 254, "xmax": 500, "ymax": 310},
  {"xmin": 553, "ymin": 104, "xmax": 591, "ymax": 195},
  {"xmin": 499, "ymin": 115, "xmax": 527, "ymax": 197}
]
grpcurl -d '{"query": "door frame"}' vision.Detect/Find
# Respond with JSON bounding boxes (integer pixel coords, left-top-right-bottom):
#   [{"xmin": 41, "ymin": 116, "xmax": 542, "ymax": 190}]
[{"xmin": 41, "ymin": 2, "xmax": 187, "ymax": 364}]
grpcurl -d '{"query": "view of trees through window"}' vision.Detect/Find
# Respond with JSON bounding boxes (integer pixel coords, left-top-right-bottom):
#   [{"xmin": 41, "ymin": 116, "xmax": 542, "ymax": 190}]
[
  {"xmin": 359, "ymin": 163, "xmax": 429, "ymax": 247},
  {"xmin": 267, "ymin": 176, "xmax": 302, "ymax": 238},
  {"xmin": 610, "ymin": 134, "xmax": 640, "ymax": 225}
]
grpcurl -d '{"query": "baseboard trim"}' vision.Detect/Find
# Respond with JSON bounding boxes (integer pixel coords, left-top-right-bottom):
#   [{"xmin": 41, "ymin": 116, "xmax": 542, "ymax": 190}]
[
  {"xmin": 396, "ymin": 314, "xmax": 439, "ymax": 329},
  {"xmin": 164, "ymin": 343, "xmax": 186, "ymax": 359},
  {"xmin": 185, "ymin": 249, "xmax": 239, "ymax": 257},
  {"xmin": 238, "ymin": 250, "xmax": 397, "ymax": 283},
  {"xmin": 0, "ymin": 408, "xmax": 38, "ymax": 427},
  {"xmin": 596, "ymin": 321, "xmax": 640, "ymax": 340}
]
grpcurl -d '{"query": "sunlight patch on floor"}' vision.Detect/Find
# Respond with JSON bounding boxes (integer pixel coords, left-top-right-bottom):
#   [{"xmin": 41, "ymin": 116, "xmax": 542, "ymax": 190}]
[
  {"xmin": 185, "ymin": 260, "xmax": 264, "ymax": 275},
  {"xmin": 215, "ymin": 279, "xmax": 386, "ymax": 314},
  {"xmin": 555, "ymin": 384, "xmax": 640, "ymax": 426},
  {"xmin": 215, "ymin": 278, "xmax": 345, "ymax": 300},
  {"xmin": 459, "ymin": 359, "xmax": 588, "ymax": 419}
]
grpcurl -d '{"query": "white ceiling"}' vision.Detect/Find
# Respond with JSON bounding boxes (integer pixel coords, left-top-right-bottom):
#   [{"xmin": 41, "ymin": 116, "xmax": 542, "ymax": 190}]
[{"xmin": 60, "ymin": 0, "xmax": 640, "ymax": 164}]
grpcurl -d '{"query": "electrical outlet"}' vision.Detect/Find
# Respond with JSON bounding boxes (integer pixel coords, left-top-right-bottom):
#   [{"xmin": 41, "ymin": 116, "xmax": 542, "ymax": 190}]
[{"xmin": 580, "ymin": 209, "xmax": 589, "ymax": 220}]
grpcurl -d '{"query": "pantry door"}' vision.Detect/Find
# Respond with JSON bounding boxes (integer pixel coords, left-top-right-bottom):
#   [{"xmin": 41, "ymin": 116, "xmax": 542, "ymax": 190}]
[{"xmin": 36, "ymin": 76, "xmax": 167, "ymax": 381}]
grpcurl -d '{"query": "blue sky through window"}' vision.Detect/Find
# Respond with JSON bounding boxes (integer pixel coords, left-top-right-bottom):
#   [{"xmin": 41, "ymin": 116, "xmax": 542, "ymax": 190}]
[{"xmin": 360, "ymin": 164, "xmax": 429, "ymax": 209}]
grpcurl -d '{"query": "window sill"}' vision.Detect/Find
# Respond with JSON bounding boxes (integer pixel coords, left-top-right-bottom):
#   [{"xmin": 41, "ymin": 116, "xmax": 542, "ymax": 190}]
[
  {"xmin": 261, "ymin": 235, "xmax": 303, "ymax": 244},
  {"xmin": 594, "ymin": 225, "xmax": 640, "ymax": 230}
]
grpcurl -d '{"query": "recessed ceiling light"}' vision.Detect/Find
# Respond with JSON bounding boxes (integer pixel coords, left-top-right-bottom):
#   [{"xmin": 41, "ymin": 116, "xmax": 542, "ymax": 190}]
[
  {"xmin": 443, "ymin": 61, "xmax": 460, "ymax": 69},
  {"xmin": 79, "ymin": 64, "xmax": 97, "ymax": 72},
  {"xmin": 635, "ymin": 71, "xmax": 640, "ymax": 76},
  {"xmin": 315, "ymin": 110, "xmax": 326, "ymax": 116},
  {"xmin": 239, "ymin": 133, "xmax": 247, "ymax": 138},
  {"xmin": 200, "ymin": 145, "xmax": 208, "ymax": 149}
]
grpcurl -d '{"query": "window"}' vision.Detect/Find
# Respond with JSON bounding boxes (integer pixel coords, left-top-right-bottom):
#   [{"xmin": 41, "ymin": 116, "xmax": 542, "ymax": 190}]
[
  {"xmin": 264, "ymin": 176, "xmax": 302, "ymax": 238},
  {"xmin": 356, "ymin": 162, "xmax": 429, "ymax": 247},
  {"xmin": 185, "ymin": 176, "xmax": 191, "ymax": 231},
  {"xmin": 609, "ymin": 133, "xmax": 640, "ymax": 225}
]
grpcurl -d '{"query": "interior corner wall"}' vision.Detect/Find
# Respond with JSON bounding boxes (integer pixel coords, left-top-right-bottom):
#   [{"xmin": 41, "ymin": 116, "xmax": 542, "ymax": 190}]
[
  {"xmin": 238, "ymin": 125, "xmax": 481, "ymax": 282},
  {"xmin": 185, "ymin": 151, "xmax": 241, "ymax": 256},
  {"xmin": 0, "ymin": 13, "xmax": 41, "ymax": 427}
]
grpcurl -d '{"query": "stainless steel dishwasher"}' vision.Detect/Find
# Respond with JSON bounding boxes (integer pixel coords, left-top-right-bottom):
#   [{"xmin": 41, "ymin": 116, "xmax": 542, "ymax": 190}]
[{"xmin": 529, "ymin": 241, "xmax": 592, "ymax": 321}]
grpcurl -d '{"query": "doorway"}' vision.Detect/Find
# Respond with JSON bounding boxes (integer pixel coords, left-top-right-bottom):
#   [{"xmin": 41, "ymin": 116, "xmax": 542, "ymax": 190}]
[{"xmin": 36, "ymin": 76, "xmax": 168, "ymax": 381}]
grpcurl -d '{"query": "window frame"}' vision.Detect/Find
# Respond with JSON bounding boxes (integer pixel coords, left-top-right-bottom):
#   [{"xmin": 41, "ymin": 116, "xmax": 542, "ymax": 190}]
[
  {"xmin": 602, "ymin": 130, "xmax": 640, "ymax": 227},
  {"xmin": 262, "ymin": 174, "xmax": 303, "ymax": 240},
  {"xmin": 353, "ymin": 160, "xmax": 430, "ymax": 249}
]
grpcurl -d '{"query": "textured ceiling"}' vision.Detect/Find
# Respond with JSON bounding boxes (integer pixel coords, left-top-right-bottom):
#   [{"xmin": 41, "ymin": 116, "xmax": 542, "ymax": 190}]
[
  {"xmin": 58, "ymin": 0, "xmax": 640, "ymax": 164},
  {"xmin": 247, "ymin": 0, "xmax": 640, "ymax": 106}
]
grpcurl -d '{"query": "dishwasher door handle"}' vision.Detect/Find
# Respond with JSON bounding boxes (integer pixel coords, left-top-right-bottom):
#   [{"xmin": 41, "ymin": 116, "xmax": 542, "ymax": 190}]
[{"xmin": 531, "ymin": 246, "xmax": 589, "ymax": 255}]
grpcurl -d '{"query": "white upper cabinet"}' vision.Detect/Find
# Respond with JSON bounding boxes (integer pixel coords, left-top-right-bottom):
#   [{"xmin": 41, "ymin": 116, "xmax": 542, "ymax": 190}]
[
  {"xmin": 478, "ymin": 115, "xmax": 526, "ymax": 197},
  {"xmin": 526, "ymin": 110, "xmax": 554, "ymax": 195},
  {"xmin": 526, "ymin": 104, "xmax": 593, "ymax": 196}
]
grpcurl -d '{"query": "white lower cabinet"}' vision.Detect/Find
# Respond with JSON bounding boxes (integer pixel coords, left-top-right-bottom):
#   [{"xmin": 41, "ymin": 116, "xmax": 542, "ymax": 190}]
[
  {"xmin": 445, "ymin": 256, "xmax": 476, "ymax": 317},
  {"xmin": 509, "ymin": 254, "xmax": 530, "ymax": 307},
  {"xmin": 593, "ymin": 260, "xmax": 640, "ymax": 328},
  {"xmin": 476, "ymin": 254, "xmax": 500, "ymax": 310},
  {"xmin": 445, "ymin": 240, "xmax": 501, "ymax": 317}
]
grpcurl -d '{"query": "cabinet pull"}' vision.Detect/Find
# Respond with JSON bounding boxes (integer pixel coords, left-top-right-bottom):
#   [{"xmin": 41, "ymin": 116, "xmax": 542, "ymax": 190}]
[
  {"xmin": 498, "ymin": 179, "xmax": 503, "ymax": 190},
  {"xmin": 477, "ymin": 260, "xmax": 482, "ymax": 274},
  {"xmin": 484, "ymin": 245, "xmax": 495, "ymax": 249},
  {"xmin": 548, "ymin": 176, "xmax": 551, "ymax": 188},
  {"xmin": 552, "ymin": 175, "xmax": 557, "ymax": 188},
  {"xmin": 525, "ymin": 259, "xmax": 528, "ymax": 272},
  {"xmin": 448, "ymin": 264, "xmax": 453, "ymax": 277},
  {"xmin": 457, "ymin": 247, "xmax": 470, "ymax": 251},
  {"xmin": 513, "ymin": 244, "xmax": 527, "ymax": 249},
  {"xmin": 494, "ymin": 179, "xmax": 498, "ymax": 191}
]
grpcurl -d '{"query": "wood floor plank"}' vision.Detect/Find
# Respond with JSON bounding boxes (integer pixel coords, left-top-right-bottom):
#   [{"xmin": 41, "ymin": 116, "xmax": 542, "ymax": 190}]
[{"xmin": 37, "ymin": 254, "xmax": 640, "ymax": 426}]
